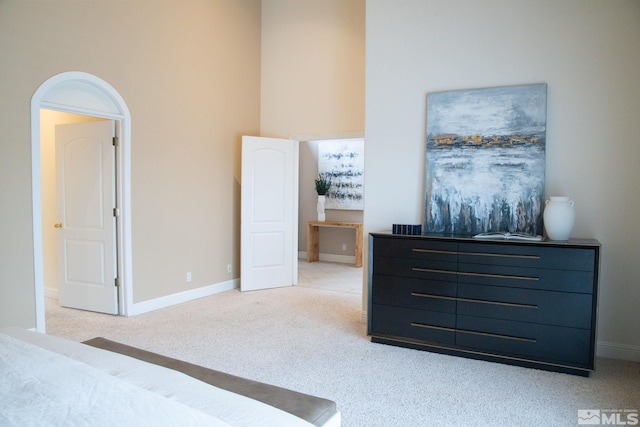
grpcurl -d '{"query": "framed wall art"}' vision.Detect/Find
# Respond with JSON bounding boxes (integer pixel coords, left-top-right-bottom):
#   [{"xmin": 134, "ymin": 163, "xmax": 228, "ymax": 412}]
[
  {"xmin": 318, "ymin": 138, "xmax": 364, "ymax": 210},
  {"xmin": 424, "ymin": 83, "xmax": 547, "ymax": 236}
]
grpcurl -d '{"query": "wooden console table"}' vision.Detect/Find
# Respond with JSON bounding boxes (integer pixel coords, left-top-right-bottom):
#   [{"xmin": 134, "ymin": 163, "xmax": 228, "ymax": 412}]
[{"xmin": 307, "ymin": 221, "xmax": 363, "ymax": 267}]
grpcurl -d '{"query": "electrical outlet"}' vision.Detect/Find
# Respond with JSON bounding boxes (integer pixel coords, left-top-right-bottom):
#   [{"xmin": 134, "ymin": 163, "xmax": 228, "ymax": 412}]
[
  {"xmin": 227, "ymin": 264, "xmax": 232, "ymax": 274},
  {"xmin": 342, "ymin": 243, "xmax": 347, "ymax": 251},
  {"xmin": 186, "ymin": 272, "xmax": 192, "ymax": 282}
]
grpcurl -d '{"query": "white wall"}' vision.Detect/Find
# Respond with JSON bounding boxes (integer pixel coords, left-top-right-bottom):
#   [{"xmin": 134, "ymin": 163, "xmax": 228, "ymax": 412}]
[
  {"xmin": 261, "ymin": 0, "xmax": 366, "ymax": 258},
  {"xmin": 261, "ymin": 0, "xmax": 365, "ymax": 138},
  {"xmin": 365, "ymin": 0, "xmax": 640, "ymax": 360},
  {"xmin": 0, "ymin": 0, "xmax": 262, "ymax": 328}
]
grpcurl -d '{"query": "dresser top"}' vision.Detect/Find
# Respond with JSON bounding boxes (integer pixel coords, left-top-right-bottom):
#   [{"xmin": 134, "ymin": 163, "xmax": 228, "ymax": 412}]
[{"xmin": 370, "ymin": 231, "xmax": 600, "ymax": 248}]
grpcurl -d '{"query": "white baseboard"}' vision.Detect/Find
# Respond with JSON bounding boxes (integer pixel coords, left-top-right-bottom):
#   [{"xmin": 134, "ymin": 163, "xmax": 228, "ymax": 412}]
[
  {"xmin": 43, "ymin": 281, "xmax": 238, "ymax": 317},
  {"xmin": 131, "ymin": 279, "xmax": 239, "ymax": 316},
  {"xmin": 44, "ymin": 287, "xmax": 58, "ymax": 300},
  {"xmin": 597, "ymin": 340, "xmax": 640, "ymax": 362},
  {"xmin": 298, "ymin": 251, "xmax": 355, "ymax": 264}
]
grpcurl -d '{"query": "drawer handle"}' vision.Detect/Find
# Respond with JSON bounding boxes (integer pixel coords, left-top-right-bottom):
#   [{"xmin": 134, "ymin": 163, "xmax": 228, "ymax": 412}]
[
  {"xmin": 411, "ymin": 292, "xmax": 538, "ymax": 309},
  {"xmin": 459, "ymin": 251, "xmax": 541, "ymax": 260},
  {"xmin": 456, "ymin": 297, "xmax": 538, "ymax": 309},
  {"xmin": 457, "ymin": 329, "xmax": 537, "ymax": 343},
  {"xmin": 412, "ymin": 267, "xmax": 539, "ymax": 281},
  {"xmin": 412, "ymin": 248, "xmax": 457, "ymax": 255},
  {"xmin": 411, "ymin": 267, "xmax": 458, "ymax": 276},
  {"xmin": 411, "ymin": 292, "xmax": 456, "ymax": 301},
  {"xmin": 410, "ymin": 322, "xmax": 455, "ymax": 332},
  {"xmin": 410, "ymin": 323, "xmax": 537, "ymax": 343},
  {"xmin": 411, "ymin": 249, "xmax": 541, "ymax": 260},
  {"xmin": 457, "ymin": 271, "xmax": 539, "ymax": 281}
]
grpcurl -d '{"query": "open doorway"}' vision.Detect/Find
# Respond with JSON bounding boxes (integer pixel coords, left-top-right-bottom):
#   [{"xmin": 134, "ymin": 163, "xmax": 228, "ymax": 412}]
[
  {"xmin": 41, "ymin": 112, "xmax": 119, "ymax": 315},
  {"xmin": 297, "ymin": 137, "xmax": 365, "ymax": 264},
  {"xmin": 31, "ymin": 72, "xmax": 133, "ymax": 332}
]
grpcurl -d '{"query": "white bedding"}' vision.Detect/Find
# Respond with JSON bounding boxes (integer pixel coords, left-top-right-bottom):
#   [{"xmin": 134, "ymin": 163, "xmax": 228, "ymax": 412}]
[{"xmin": 0, "ymin": 328, "xmax": 315, "ymax": 427}]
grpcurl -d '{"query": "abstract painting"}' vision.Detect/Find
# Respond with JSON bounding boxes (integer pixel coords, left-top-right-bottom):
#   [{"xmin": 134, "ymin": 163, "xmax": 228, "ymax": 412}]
[
  {"xmin": 424, "ymin": 83, "xmax": 547, "ymax": 236},
  {"xmin": 318, "ymin": 138, "xmax": 364, "ymax": 210}
]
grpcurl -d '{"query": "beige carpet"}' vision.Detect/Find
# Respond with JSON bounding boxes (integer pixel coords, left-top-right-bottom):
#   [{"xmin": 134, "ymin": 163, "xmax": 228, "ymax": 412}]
[{"xmin": 45, "ymin": 261, "xmax": 639, "ymax": 427}]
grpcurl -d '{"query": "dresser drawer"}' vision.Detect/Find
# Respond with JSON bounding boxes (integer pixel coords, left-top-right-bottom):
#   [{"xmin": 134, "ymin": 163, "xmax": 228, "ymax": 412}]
[
  {"xmin": 372, "ymin": 275, "xmax": 456, "ymax": 313},
  {"xmin": 370, "ymin": 304, "xmax": 455, "ymax": 345},
  {"xmin": 456, "ymin": 283, "xmax": 593, "ymax": 328},
  {"xmin": 459, "ymin": 242, "xmax": 595, "ymax": 271},
  {"xmin": 374, "ymin": 256, "xmax": 457, "ymax": 281},
  {"xmin": 456, "ymin": 315, "xmax": 592, "ymax": 366},
  {"xmin": 374, "ymin": 237, "xmax": 457, "ymax": 261},
  {"xmin": 457, "ymin": 263, "xmax": 594, "ymax": 293}
]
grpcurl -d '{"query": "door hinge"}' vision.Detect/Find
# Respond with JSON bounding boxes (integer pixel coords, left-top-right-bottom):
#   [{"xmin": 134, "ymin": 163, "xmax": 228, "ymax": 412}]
[
  {"xmin": 115, "ymin": 278, "xmax": 120, "ymax": 287},
  {"xmin": 113, "ymin": 208, "xmax": 120, "ymax": 217},
  {"xmin": 112, "ymin": 136, "xmax": 119, "ymax": 147}
]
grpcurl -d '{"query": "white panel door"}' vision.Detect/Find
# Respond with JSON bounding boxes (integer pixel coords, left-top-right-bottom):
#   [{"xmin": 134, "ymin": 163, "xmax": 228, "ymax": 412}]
[
  {"xmin": 241, "ymin": 136, "xmax": 298, "ymax": 292},
  {"xmin": 56, "ymin": 120, "xmax": 118, "ymax": 314}
]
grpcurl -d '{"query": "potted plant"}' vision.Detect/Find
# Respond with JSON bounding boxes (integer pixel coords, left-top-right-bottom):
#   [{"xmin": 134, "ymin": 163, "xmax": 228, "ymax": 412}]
[
  {"xmin": 315, "ymin": 173, "xmax": 332, "ymax": 221},
  {"xmin": 315, "ymin": 173, "xmax": 332, "ymax": 195}
]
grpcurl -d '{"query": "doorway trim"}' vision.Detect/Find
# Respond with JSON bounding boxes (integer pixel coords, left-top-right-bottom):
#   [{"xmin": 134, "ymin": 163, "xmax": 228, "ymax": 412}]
[{"xmin": 31, "ymin": 71, "xmax": 133, "ymax": 332}]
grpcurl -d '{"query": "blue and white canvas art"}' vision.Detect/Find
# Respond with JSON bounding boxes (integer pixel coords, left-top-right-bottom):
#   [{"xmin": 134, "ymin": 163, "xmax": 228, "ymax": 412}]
[
  {"xmin": 318, "ymin": 138, "xmax": 364, "ymax": 210},
  {"xmin": 424, "ymin": 84, "xmax": 547, "ymax": 236}
]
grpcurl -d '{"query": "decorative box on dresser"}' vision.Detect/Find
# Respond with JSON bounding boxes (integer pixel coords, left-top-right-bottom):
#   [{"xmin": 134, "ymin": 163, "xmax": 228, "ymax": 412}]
[{"xmin": 367, "ymin": 232, "xmax": 600, "ymax": 376}]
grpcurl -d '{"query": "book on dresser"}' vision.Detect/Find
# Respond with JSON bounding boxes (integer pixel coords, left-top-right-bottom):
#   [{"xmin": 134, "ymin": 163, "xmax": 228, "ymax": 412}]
[
  {"xmin": 472, "ymin": 232, "xmax": 543, "ymax": 241},
  {"xmin": 367, "ymin": 232, "xmax": 601, "ymax": 376}
]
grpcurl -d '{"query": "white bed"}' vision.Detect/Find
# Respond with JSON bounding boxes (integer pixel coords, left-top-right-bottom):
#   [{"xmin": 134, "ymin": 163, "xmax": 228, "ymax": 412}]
[{"xmin": 0, "ymin": 327, "xmax": 340, "ymax": 427}]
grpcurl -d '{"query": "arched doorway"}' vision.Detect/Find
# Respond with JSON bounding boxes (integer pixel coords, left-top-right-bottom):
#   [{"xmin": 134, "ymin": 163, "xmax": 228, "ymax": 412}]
[{"xmin": 31, "ymin": 72, "xmax": 133, "ymax": 332}]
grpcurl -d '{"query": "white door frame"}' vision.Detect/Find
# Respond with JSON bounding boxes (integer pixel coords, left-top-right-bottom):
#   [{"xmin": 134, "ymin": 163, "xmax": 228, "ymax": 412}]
[{"xmin": 31, "ymin": 71, "xmax": 133, "ymax": 332}]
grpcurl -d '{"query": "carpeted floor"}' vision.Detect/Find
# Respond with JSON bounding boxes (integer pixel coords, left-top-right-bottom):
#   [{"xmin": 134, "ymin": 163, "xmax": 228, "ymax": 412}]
[{"xmin": 45, "ymin": 261, "xmax": 639, "ymax": 427}]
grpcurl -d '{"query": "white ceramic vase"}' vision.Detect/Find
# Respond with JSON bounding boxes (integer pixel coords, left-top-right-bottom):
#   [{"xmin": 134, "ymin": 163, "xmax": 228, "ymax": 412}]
[
  {"xmin": 317, "ymin": 195, "xmax": 326, "ymax": 222},
  {"xmin": 543, "ymin": 196, "xmax": 575, "ymax": 241}
]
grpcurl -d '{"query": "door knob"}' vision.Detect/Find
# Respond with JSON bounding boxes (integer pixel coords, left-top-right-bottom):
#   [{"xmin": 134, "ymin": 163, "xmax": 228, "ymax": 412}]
[{"xmin": 54, "ymin": 223, "xmax": 62, "ymax": 228}]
